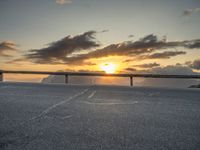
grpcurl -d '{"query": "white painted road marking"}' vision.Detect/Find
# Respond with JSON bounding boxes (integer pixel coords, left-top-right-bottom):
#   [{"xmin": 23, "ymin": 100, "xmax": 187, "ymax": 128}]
[
  {"xmin": 44, "ymin": 115, "xmax": 72, "ymax": 120},
  {"xmin": 88, "ymin": 91, "xmax": 96, "ymax": 99},
  {"xmin": 82, "ymin": 101, "xmax": 138, "ymax": 105},
  {"xmin": 20, "ymin": 88, "xmax": 89, "ymax": 125}
]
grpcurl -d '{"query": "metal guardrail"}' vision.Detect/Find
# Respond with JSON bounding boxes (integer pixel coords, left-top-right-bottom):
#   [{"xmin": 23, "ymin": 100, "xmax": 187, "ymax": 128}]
[{"xmin": 0, "ymin": 70, "xmax": 200, "ymax": 86}]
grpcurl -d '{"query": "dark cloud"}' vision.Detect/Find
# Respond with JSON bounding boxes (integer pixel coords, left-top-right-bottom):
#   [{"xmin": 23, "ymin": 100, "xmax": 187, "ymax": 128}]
[
  {"xmin": 101, "ymin": 29, "xmax": 109, "ymax": 33},
  {"xmin": 132, "ymin": 62, "xmax": 160, "ymax": 68},
  {"xmin": 124, "ymin": 51, "xmax": 186, "ymax": 62},
  {"xmin": 6, "ymin": 58, "xmax": 31, "ymax": 64},
  {"xmin": 124, "ymin": 64, "xmax": 198, "ymax": 75},
  {"xmin": 23, "ymin": 33, "xmax": 200, "ymax": 65},
  {"xmin": 175, "ymin": 63, "xmax": 182, "ymax": 66},
  {"xmin": 184, "ymin": 39, "xmax": 200, "ymax": 49},
  {"xmin": 123, "ymin": 59, "xmax": 133, "ymax": 63},
  {"xmin": 63, "ymin": 34, "xmax": 188, "ymax": 63},
  {"xmin": 125, "ymin": 68, "xmax": 137, "ymax": 72},
  {"xmin": 25, "ymin": 31, "xmax": 100, "ymax": 64},
  {"xmin": 146, "ymin": 51, "xmax": 186, "ymax": 59},
  {"xmin": 183, "ymin": 8, "xmax": 200, "ymax": 16},
  {"xmin": 128, "ymin": 35, "xmax": 134, "ymax": 38},
  {"xmin": 0, "ymin": 41, "xmax": 19, "ymax": 57},
  {"xmin": 63, "ymin": 35, "xmax": 200, "ymax": 64},
  {"xmin": 186, "ymin": 59, "xmax": 200, "ymax": 70}
]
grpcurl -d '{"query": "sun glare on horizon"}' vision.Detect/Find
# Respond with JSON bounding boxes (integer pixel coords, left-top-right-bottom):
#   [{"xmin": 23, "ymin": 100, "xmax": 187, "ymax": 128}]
[{"xmin": 100, "ymin": 62, "xmax": 117, "ymax": 74}]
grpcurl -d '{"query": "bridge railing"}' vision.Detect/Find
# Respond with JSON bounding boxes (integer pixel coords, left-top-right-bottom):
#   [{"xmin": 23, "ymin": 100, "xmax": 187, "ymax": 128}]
[{"xmin": 1, "ymin": 70, "xmax": 200, "ymax": 86}]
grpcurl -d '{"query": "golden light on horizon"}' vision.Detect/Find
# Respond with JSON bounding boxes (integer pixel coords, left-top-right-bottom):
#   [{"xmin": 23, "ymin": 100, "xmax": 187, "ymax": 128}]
[{"xmin": 100, "ymin": 62, "xmax": 117, "ymax": 74}]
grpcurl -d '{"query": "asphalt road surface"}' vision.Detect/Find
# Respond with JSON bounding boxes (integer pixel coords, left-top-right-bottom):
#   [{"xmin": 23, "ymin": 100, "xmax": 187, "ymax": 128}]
[{"xmin": 0, "ymin": 82, "xmax": 200, "ymax": 150}]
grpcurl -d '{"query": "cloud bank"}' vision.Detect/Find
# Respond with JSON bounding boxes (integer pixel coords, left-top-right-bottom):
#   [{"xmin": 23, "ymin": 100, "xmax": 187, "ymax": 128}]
[
  {"xmin": 144, "ymin": 51, "xmax": 186, "ymax": 59},
  {"xmin": 125, "ymin": 64, "xmax": 198, "ymax": 75},
  {"xmin": 183, "ymin": 8, "xmax": 200, "ymax": 16},
  {"xmin": 26, "ymin": 31, "xmax": 100, "ymax": 64},
  {"xmin": 9, "ymin": 31, "xmax": 200, "ymax": 68},
  {"xmin": 42, "ymin": 65, "xmax": 200, "ymax": 88},
  {"xmin": 132, "ymin": 63, "xmax": 160, "ymax": 68},
  {"xmin": 56, "ymin": 0, "xmax": 72, "ymax": 5},
  {"xmin": 59, "ymin": 34, "xmax": 199, "ymax": 64},
  {"xmin": 186, "ymin": 59, "xmax": 200, "ymax": 70}
]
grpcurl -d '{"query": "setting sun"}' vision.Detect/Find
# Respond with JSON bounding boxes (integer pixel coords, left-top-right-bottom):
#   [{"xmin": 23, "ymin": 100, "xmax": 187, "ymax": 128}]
[{"xmin": 100, "ymin": 62, "xmax": 117, "ymax": 74}]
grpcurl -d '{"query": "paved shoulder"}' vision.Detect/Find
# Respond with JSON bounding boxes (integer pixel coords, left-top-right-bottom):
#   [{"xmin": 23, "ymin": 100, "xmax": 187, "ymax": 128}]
[{"xmin": 0, "ymin": 83, "xmax": 200, "ymax": 150}]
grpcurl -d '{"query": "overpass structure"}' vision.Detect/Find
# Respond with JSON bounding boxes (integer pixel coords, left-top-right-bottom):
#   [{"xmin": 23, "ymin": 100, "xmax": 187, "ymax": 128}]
[{"xmin": 1, "ymin": 70, "xmax": 200, "ymax": 86}]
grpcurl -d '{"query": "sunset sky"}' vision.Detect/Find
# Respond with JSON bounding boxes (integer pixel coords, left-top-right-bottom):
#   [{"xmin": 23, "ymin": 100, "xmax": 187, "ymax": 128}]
[{"xmin": 0, "ymin": 0, "xmax": 200, "ymax": 82}]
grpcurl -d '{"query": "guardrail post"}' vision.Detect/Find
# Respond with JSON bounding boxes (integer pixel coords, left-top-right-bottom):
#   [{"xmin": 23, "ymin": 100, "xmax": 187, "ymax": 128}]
[
  {"xmin": 65, "ymin": 74, "xmax": 69, "ymax": 84},
  {"xmin": 130, "ymin": 76, "xmax": 133, "ymax": 86},
  {"xmin": 0, "ymin": 72, "xmax": 3, "ymax": 82}
]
